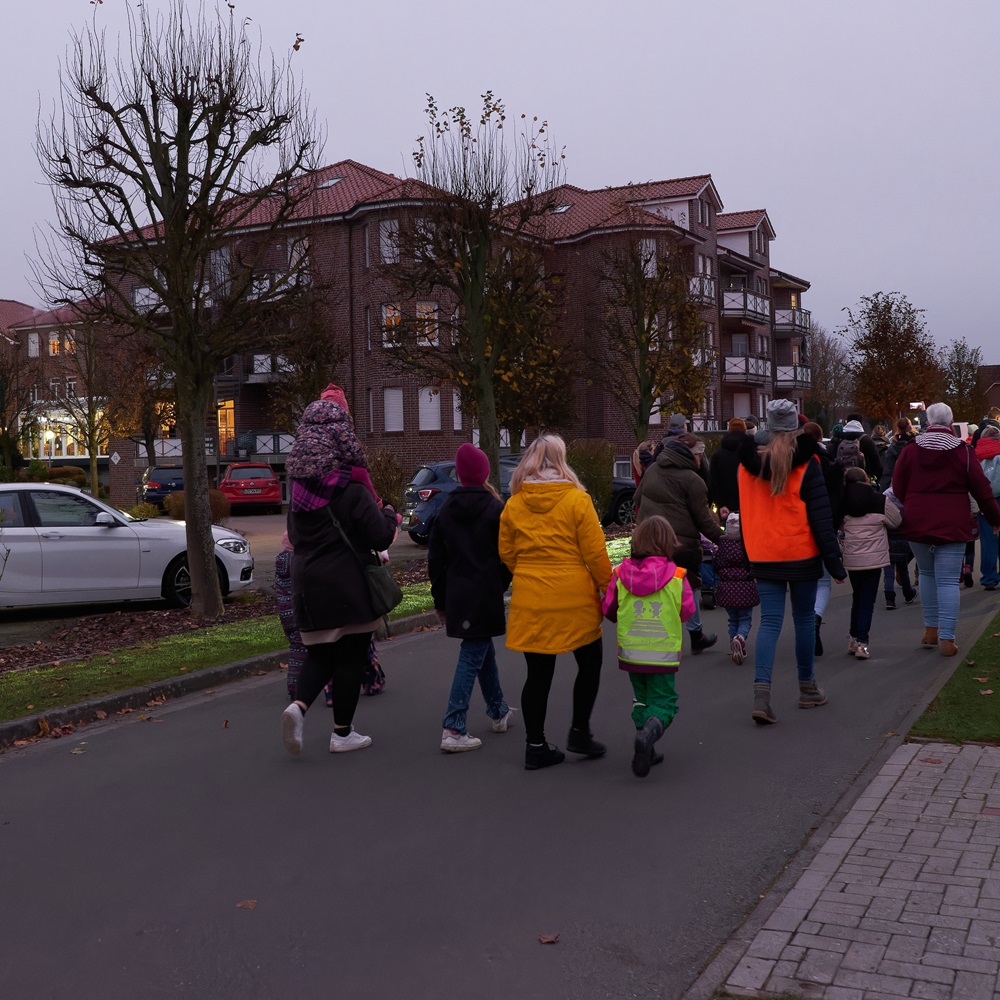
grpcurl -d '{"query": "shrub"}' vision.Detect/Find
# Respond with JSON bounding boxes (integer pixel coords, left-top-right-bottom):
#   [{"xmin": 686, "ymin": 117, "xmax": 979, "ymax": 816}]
[
  {"xmin": 25, "ymin": 460, "xmax": 48, "ymax": 481},
  {"xmin": 48, "ymin": 465, "xmax": 87, "ymax": 484},
  {"xmin": 368, "ymin": 447, "xmax": 405, "ymax": 512},
  {"xmin": 127, "ymin": 501, "xmax": 161, "ymax": 519},
  {"xmin": 567, "ymin": 438, "xmax": 614, "ymax": 520},
  {"xmin": 163, "ymin": 489, "xmax": 232, "ymax": 523}
]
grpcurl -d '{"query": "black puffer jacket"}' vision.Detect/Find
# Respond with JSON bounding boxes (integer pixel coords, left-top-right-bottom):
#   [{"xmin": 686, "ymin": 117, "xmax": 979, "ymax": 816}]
[
  {"xmin": 707, "ymin": 430, "xmax": 744, "ymax": 512},
  {"xmin": 428, "ymin": 486, "xmax": 512, "ymax": 639},
  {"xmin": 289, "ymin": 482, "xmax": 399, "ymax": 631},
  {"xmin": 877, "ymin": 433, "xmax": 915, "ymax": 492}
]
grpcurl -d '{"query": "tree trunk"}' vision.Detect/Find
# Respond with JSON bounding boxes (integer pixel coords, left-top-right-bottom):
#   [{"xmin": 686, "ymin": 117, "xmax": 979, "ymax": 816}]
[
  {"xmin": 175, "ymin": 370, "xmax": 224, "ymax": 620},
  {"xmin": 474, "ymin": 362, "xmax": 501, "ymax": 491}
]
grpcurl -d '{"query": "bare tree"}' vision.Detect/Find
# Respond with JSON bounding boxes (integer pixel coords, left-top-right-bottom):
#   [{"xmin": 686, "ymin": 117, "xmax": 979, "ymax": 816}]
[
  {"xmin": 804, "ymin": 322, "xmax": 854, "ymax": 430},
  {"xmin": 938, "ymin": 336, "xmax": 984, "ymax": 422},
  {"xmin": 595, "ymin": 236, "xmax": 712, "ymax": 441},
  {"xmin": 384, "ymin": 92, "xmax": 565, "ymax": 480},
  {"xmin": 0, "ymin": 334, "xmax": 42, "ymax": 473},
  {"xmin": 35, "ymin": 2, "xmax": 323, "ymax": 618},
  {"xmin": 840, "ymin": 292, "xmax": 942, "ymax": 427}
]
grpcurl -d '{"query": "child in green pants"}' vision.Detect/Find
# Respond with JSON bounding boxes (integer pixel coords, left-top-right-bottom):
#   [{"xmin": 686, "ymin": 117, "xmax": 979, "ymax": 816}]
[{"xmin": 602, "ymin": 515, "xmax": 696, "ymax": 777}]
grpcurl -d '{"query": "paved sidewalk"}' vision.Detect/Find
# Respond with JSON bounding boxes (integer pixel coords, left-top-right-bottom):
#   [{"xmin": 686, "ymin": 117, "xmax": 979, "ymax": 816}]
[{"xmin": 724, "ymin": 742, "xmax": 1000, "ymax": 999}]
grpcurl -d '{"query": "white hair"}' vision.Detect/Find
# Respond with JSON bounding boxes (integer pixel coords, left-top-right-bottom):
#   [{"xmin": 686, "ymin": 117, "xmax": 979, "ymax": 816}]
[{"xmin": 925, "ymin": 402, "xmax": 954, "ymax": 428}]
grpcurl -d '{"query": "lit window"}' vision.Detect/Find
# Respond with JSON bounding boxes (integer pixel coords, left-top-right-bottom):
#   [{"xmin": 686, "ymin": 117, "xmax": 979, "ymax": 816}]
[
  {"xmin": 49, "ymin": 335, "xmax": 60, "ymax": 356},
  {"xmin": 382, "ymin": 304, "xmax": 401, "ymax": 348},
  {"xmin": 63, "ymin": 333, "xmax": 76, "ymax": 354},
  {"xmin": 416, "ymin": 302, "xmax": 438, "ymax": 347}
]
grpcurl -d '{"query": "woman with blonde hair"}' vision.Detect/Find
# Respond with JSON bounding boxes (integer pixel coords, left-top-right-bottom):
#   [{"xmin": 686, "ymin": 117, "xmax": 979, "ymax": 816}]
[
  {"xmin": 737, "ymin": 399, "xmax": 846, "ymax": 725},
  {"xmin": 500, "ymin": 435, "xmax": 613, "ymax": 769}
]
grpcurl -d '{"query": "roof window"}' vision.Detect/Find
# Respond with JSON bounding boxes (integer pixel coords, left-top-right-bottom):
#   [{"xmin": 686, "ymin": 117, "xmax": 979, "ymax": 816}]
[
  {"xmin": 552, "ymin": 203, "xmax": 572, "ymax": 214},
  {"xmin": 319, "ymin": 176, "xmax": 344, "ymax": 189}
]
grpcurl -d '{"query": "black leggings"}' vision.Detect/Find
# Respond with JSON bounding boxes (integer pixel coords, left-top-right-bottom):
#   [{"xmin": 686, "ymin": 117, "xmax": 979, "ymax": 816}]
[
  {"xmin": 521, "ymin": 636, "xmax": 603, "ymax": 745},
  {"xmin": 295, "ymin": 632, "xmax": 372, "ymax": 729}
]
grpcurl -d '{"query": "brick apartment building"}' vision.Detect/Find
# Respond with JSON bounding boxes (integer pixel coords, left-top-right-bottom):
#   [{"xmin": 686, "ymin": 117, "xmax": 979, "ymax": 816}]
[{"xmin": 4, "ymin": 159, "xmax": 813, "ymax": 506}]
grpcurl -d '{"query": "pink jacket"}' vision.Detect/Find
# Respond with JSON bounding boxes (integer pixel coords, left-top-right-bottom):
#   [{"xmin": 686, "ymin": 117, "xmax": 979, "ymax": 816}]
[{"xmin": 602, "ymin": 556, "xmax": 696, "ymax": 622}]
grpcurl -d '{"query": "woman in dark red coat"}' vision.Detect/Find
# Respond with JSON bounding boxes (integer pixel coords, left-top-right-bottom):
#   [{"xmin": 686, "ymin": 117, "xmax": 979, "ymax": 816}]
[{"xmin": 892, "ymin": 402, "xmax": 1000, "ymax": 657}]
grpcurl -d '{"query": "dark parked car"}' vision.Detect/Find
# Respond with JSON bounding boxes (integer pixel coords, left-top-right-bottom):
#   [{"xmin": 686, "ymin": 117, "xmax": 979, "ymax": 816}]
[
  {"xmin": 136, "ymin": 465, "xmax": 185, "ymax": 509},
  {"xmin": 401, "ymin": 458, "xmax": 634, "ymax": 543}
]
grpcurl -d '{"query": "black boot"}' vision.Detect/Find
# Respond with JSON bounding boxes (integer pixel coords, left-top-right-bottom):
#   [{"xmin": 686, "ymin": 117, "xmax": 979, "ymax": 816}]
[
  {"xmin": 885, "ymin": 591, "xmax": 896, "ymax": 611},
  {"xmin": 814, "ymin": 614, "xmax": 824, "ymax": 657},
  {"xmin": 690, "ymin": 629, "xmax": 718, "ymax": 654},
  {"xmin": 525, "ymin": 742, "xmax": 565, "ymax": 770},
  {"xmin": 632, "ymin": 717, "xmax": 664, "ymax": 778},
  {"xmin": 566, "ymin": 727, "xmax": 606, "ymax": 758}
]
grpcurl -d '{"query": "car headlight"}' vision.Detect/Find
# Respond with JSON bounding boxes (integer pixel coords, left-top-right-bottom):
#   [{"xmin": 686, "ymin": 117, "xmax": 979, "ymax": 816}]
[{"xmin": 217, "ymin": 538, "xmax": 249, "ymax": 554}]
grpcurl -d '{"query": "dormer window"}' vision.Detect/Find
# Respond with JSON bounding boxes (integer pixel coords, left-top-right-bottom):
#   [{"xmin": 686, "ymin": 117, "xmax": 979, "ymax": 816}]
[
  {"xmin": 552, "ymin": 203, "xmax": 572, "ymax": 214},
  {"xmin": 319, "ymin": 176, "xmax": 344, "ymax": 189}
]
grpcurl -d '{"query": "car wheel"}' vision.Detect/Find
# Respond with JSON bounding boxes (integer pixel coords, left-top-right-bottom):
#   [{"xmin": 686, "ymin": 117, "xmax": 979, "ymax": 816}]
[
  {"xmin": 163, "ymin": 555, "xmax": 192, "ymax": 608},
  {"xmin": 409, "ymin": 531, "xmax": 430, "ymax": 546},
  {"xmin": 614, "ymin": 493, "xmax": 637, "ymax": 527}
]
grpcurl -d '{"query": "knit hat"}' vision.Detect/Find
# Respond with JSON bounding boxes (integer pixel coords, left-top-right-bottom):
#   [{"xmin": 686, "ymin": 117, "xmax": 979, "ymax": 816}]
[
  {"xmin": 286, "ymin": 399, "xmax": 365, "ymax": 479},
  {"xmin": 727, "ymin": 417, "xmax": 747, "ymax": 434},
  {"xmin": 766, "ymin": 398, "xmax": 800, "ymax": 433},
  {"xmin": 725, "ymin": 511, "xmax": 741, "ymax": 536},
  {"xmin": 797, "ymin": 412, "xmax": 810, "ymax": 427},
  {"xmin": 455, "ymin": 443, "xmax": 490, "ymax": 486},
  {"xmin": 320, "ymin": 384, "xmax": 349, "ymax": 412},
  {"xmin": 745, "ymin": 414, "xmax": 759, "ymax": 429},
  {"xmin": 842, "ymin": 419, "xmax": 865, "ymax": 434}
]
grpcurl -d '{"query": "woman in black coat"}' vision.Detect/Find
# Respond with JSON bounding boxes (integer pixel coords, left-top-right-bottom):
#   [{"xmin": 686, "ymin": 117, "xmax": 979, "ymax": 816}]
[
  {"xmin": 428, "ymin": 444, "xmax": 514, "ymax": 752},
  {"xmin": 280, "ymin": 400, "xmax": 399, "ymax": 756}
]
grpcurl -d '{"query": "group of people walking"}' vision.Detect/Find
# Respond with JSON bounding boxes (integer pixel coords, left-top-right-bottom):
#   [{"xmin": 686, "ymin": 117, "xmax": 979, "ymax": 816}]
[{"xmin": 277, "ymin": 385, "xmax": 1000, "ymax": 778}]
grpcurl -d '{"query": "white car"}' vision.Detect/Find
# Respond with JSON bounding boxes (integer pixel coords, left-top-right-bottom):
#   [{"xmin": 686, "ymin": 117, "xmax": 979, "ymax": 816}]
[{"xmin": 0, "ymin": 482, "xmax": 254, "ymax": 609}]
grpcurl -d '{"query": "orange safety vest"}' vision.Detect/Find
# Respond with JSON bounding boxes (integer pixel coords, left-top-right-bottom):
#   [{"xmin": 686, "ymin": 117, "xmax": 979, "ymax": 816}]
[{"xmin": 738, "ymin": 461, "xmax": 820, "ymax": 564}]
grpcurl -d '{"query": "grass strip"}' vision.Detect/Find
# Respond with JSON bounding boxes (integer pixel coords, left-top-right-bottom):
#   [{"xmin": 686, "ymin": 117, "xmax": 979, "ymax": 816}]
[
  {"xmin": 0, "ymin": 584, "xmax": 436, "ymax": 724},
  {"xmin": 909, "ymin": 608, "xmax": 1000, "ymax": 744}
]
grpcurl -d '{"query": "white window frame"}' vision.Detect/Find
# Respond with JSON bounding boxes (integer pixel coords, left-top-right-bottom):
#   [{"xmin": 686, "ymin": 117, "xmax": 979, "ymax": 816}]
[
  {"xmin": 48, "ymin": 334, "xmax": 61, "ymax": 357},
  {"xmin": 49, "ymin": 378, "xmax": 61, "ymax": 399},
  {"xmin": 418, "ymin": 386, "xmax": 441, "ymax": 431},
  {"xmin": 380, "ymin": 219, "xmax": 399, "ymax": 264},
  {"xmin": 27, "ymin": 332, "xmax": 39, "ymax": 357},
  {"xmin": 452, "ymin": 390, "xmax": 463, "ymax": 431},
  {"xmin": 65, "ymin": 378, "xmax": 77, "ymax": 398},
  {"xmin": 383, "ymin": 388, "xmax": 404, "ymax": 432}
]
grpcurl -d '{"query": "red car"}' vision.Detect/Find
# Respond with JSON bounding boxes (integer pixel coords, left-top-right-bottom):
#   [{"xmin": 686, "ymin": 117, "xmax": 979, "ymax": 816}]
[{"xmin": 219, "ymin": 463, "xmax": 283, "ymax": 513}]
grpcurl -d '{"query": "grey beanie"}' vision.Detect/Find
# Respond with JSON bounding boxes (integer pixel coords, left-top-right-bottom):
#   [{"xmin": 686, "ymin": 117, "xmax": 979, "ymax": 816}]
[{"xmin": 767, "ymin": 398, "xmax": 800, "ymax": 433}]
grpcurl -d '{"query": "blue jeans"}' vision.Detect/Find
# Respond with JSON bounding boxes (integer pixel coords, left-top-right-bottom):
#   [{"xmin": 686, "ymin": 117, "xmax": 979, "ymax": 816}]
[
  {"xmin": 814, "ymin": 566, "xmax": 832, "ymax": 618},
  {"xmin": 979, "ymin": 513, "xmax": 1000, "ymax": 587},
  {"xmin": 848, "ymin": 568, "xmax": 881, "ymax": 643},
  {"xmin": 910, "ymin": 541, "xmax": 965, "ymax": 641},
  {"xmin": 883, "ymin": 562, "xmax": 917, "ymax": 600},
  {"xmin": 726, "ymin": 606, "xmax": 753, "ymax": 641},
  {"xmin": 701, "ymin": 561, "xmax": 716, "ymax": 590},
  {"xmin": 442, "ymin": 638, "xmax": 509, "ymax": 733},
  {"xmin": 685, "ymin": 600, "xmax": 702, "ymax": 633},
  {"xmin": 754, "ymin": 578, "xmax": 819, "ymax": 685}
]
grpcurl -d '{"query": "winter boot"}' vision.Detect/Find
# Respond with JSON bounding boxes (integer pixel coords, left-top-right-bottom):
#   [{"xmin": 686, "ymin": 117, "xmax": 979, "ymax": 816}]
[
  {"xmin": 921, "ymin": 626, "xmax": 939, "ymax": 646},
  {"xmin": 700, "ymin": 588, "xmax": 716, "ymax": 611},
  {"xmin": 752, "ymin": 683, "xmax": 777, "ymax": 725},
  {"xmin": 525, "ymin": 742, "xmax": 565, "ymax": 770},
  {"xmin": 566, "ymin": 727, "xmax": 607, "ymax": 758},
  {"xmin": 690, "ymin": 629, "xmax": 718, "ymax": 654},
  {"xmin": 631, "ymin": 717, "xmax": 665, "ymax": 778},
  {"xmin": 798, "ymin": 679, "xmax": 828, "ymax": 709},
  {"xmin": 814, "ymin": 614, "xmax": 824, "ymax": 657}
]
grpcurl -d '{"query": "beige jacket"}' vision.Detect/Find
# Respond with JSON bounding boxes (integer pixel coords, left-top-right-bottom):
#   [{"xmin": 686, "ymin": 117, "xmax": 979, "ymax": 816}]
[{"xmin": 841, "ymin": 503, "xmax": 902, "ymax": 571}]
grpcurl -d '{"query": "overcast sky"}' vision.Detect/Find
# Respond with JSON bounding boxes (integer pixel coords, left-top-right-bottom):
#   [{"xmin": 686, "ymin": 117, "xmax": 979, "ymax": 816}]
[{"xmin": 2, "ymin": 0, "xmax": 997, "ymax": 361}]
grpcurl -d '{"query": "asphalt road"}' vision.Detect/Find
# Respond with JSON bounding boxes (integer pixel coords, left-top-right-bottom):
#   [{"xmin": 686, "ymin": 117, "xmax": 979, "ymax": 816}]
[{"xmin": 2, "ymin": 582, "xmax": 997, "ymax": 1000}]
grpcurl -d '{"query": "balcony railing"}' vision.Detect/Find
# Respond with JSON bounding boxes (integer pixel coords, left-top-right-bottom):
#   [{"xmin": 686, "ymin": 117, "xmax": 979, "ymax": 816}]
[
  {"xmin": 131, "ymin": 431, "xmax": 295, "ymax": 467},
  {"xmin": 247, "ymin": 355, "xmax": 292, "ymax": 382},
  {"xmin": 775, "ymin": 364, "xmax": 812, "ymax": 389},
  {"xmin": 721, "ymin": 288, "xmax": 771, "ymax": 322},
  {"xmin": 689, "ymin": 275, "xmax": 717, "ymax": 305},
  {"xmin": 774, "ymin": 308, "xmax": 811, "ymax": 335},
  {"xmin": 723, "ymin": 354, "xmax": 772, "ymax": 384}
]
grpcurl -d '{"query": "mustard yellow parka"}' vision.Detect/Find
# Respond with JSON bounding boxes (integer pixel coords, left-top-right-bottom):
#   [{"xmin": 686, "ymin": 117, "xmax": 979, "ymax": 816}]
[{"xmin": 499, "ymin": 480, "xmax": 613, "ymax": 654}]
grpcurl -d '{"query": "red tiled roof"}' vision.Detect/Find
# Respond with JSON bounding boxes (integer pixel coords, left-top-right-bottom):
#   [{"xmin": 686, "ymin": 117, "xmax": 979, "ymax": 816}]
[
  {"xmin": 0, "ymin": 300, "xmax": 39, "ymax": 332},
  {"xmin": 717, "ymin": 210, "xmax": 768, "ymax": 230},
  {"xmin": 9, "ymin": 301, "xmax": 90, "ymax": 331},
  {"xmin": 536, "ymin": 175, "xmax": 716, "ymax": 241}
]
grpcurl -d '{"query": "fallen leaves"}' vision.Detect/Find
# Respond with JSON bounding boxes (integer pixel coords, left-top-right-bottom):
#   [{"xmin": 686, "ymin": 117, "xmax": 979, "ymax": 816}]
[
  {"xmin": 921, "ymin": 757, "xmax": 943, "ymax": 764},
  {"xmin": 981, "ymin": 690, "xmax": 994, "ymax": 696},
  {"xmin": 95, "ymin": 710, "xmax": 107, "ymax": 720},
  {"xmin": 236, "ymin": 899, "xmax": 257, "ymax": 910},
  {"xmin": 973, "ymin": 678, "xmax": 989, "ymax": 683},
  {"xmin": 223, "ymin": 720, "xmax": 229, "ymax": 729},
  {"xmin": 538, "ymin": 933, "xmax": 559, "ymax": 944}
]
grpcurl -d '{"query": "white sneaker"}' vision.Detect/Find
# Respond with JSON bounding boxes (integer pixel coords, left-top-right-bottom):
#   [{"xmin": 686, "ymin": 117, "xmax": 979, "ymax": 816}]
[
  {"xmin": 848, "ymin": 636, "xmax": 858, "ymax": 655},
  {"xmin": 491, "ymin": 708, "xmax": 518, "ymax": 733},
  {"xmin": 440, "ymin": 729, "xmax": 482, "ymax": 752},
  {"xmin": 329, "ymin": 728, "xmax": 372, "ymax": 753},
  {"xmin": 854, "ymin": 643, "xmax": 870, "ymax": 660},
  {"xmin": 282, "ymin": 703, "xmax": 304, "ymax": 756}
]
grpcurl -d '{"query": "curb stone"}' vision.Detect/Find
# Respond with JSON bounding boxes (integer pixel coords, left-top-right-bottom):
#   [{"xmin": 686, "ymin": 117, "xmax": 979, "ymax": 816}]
[{"xmin": 0, "ymin": 610, "xmax": 440, "ymax": 752}]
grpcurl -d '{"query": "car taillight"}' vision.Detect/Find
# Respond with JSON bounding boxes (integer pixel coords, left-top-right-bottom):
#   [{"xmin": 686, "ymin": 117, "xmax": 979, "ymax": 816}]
[
  {"xmin": 147, "ymin": 481, "xmax": 162, "ymax": 489},
  {"xmin": 417, "ymin": 488, "xmax": 440, "ymax": 502}
]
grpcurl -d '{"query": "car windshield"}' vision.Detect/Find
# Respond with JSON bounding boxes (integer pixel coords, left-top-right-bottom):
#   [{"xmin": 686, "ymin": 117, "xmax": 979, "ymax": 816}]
[{"xmin": 226, "ymin": 467, "xmax": 271, "ymax": 480}]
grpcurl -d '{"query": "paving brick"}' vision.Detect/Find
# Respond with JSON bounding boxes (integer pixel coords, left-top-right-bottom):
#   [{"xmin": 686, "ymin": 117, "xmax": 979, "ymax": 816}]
[
  {"xmin": 968, "ymin": 918, "xmax": 1000, "ymax": 947},
  {"xmin": 927, "ymin": 924, "xmax": 968, "ymax": 954},
  {"xmin": 952, "ymin": 970, "xmax": 998, "ymax": 999},
  {"xmin": 881, "ymin": 959, "xmax": 954, "ymax": 984},
  {"xmin": 790, "ymin": 931, "xmax": 851, "ymax": 953},
  {"xmin": 746, "ymin": 929, "xmax": 791, "ymax": 959},
  {"xmin": 823, "ymin": 987, "xmax": 863, "ymax": 1000},
  {"xmin": 779, "ymin": 944, "xmax": 806, "ymax": 961},
  {"xmin": 884, "ymin": 933, "xmax": 926, "ymax": 961},
  {"xmin": 763, "ymin": 906, "xmax": 811, "ymax": 932},
  {"xmin": 860, "ymin": 917, "xmax": 932, "ymax": 938},
  {"xmin": 900, "ymin": 911, "xmax": 971, "ymax": 930},
  {"xmin": 808, "ymin": 908, "xmax": 862, "ymax": 929},
  {"xmin": 799, "ymin": 920, "xmax": 823, "ymax": 934},
  {"xmin": 905, "ymin": 890, "xmax": 948, "ymax": 913},
  {"xmin": 816, "ymin": 924, "xmax": 892, "ymax": 946},
  {"xmin": 832, "ymin": 967, "xmax": 914, "ymax": 994},
  {"xmin": 819, "ymin": 889, "xmax": 875, "ymax": 907},
  {"xmin": 964, "ymin": 943, "xmax": 1000, "ymax": 961},
  {"xmin": 798, "ymin": 947, "xmax": 844, "ymax": 984},
  {"xmin": 923, "ymin": 952, "xmax": 1000, "ymax": 975},
  {"xmin": 725, "ymin": 956, "xmax": 774, "ymax": 991},
  {"xmin": 762, "ymin": 974, "xmax": 825, "ymax": 997},
  {"xmin": 840, "ymin": 940, "xmax": 886, "ymax": 972},
  {"xmin": 868, "ymin": 897, "xmax": 906, "ymax": 920},
  {"xmin": 946, "ymin": 885, "xmax": 983, "ymax": 907},
  {"xmin": 910, "ymin": 982, "xmax": 954, "ymax": 1000}
]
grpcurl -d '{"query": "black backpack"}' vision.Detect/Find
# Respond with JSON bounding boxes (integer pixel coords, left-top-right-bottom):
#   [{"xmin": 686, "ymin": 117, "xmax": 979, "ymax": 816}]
[{"xmin": 837, "ymin": 439, "xmax": 865, "ymax": 472}]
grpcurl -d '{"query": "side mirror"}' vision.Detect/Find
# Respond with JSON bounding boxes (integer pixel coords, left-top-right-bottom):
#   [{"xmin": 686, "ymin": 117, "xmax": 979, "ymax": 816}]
[{"xmin": 94, "ymin": 512, "xmax": 118, "ymax": 527}]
